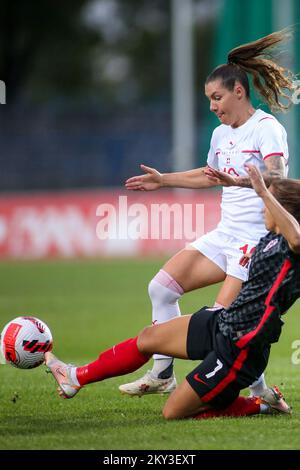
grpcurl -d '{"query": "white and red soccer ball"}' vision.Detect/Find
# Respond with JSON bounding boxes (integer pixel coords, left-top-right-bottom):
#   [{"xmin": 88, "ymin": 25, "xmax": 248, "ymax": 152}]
[{"xmin": 0, "ymin": 316, "xmax": 53, "ymax": 369}]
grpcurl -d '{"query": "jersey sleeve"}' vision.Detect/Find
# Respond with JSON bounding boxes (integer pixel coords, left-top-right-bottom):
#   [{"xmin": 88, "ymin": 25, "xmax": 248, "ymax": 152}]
[
  {"xmin": 255, "ymin": 118, "xmax": 288, "ymax": 161},
  {"xmin": 207, "ymin": 128, "xmax": 219, "ymax": 169}
]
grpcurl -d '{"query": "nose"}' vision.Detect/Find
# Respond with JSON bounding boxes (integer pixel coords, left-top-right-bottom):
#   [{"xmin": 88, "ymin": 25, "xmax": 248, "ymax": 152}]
[{"xmin": 210, "ymin": 101, "xmax": 217, "ymax": 113}]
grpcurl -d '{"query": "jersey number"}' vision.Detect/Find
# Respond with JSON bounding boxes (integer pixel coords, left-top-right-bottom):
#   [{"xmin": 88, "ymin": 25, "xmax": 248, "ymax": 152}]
[
  {"xmin": 223, "ymin": 167, "xmax": 239, "ymax": 177},
  {"xmin": 239, "ymin": 244, "xmax": 256, "ymax": 256},
  {"xmin": 205, "ymin": 359, "xmax": 223, "ymax": 378}
]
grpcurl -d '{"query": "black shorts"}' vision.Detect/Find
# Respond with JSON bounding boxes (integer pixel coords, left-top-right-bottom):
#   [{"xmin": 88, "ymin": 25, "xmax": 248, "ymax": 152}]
[{"xmin": 186, "ymin": 307, "xmax": 270, "ymax": 408}]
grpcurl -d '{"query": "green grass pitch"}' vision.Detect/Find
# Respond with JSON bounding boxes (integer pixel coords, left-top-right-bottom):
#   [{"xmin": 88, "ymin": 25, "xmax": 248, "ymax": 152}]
[{"xmin": 0, "ymin": 259, "xmax": 299, "ymax": 450}]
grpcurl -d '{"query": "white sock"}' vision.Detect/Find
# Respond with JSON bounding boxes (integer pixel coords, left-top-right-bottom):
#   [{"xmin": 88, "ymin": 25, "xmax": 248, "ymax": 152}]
[
  {"xmin": 249, "ymin": 373, "xmax": 267, "ymax": 397},
  {"xmin": 70, "ymin": 367, "xmax": 81, "ymax": 386},
  {"xmin": 148, "ymin": 270, "xmax": 183, "ymax": 376},
  {"xmin": 259, "ymin": 403, "xmax": 270, "ymax": 414},
  {"xmin": 151, "ymin": 358, "xmax": 174, "ymax": 379}
]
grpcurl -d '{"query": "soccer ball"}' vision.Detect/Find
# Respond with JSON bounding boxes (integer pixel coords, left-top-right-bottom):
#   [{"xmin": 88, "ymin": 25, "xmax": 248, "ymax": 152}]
[{"xmin": 0, "ymin": 316, "xmax": 53, "ymax": 369}]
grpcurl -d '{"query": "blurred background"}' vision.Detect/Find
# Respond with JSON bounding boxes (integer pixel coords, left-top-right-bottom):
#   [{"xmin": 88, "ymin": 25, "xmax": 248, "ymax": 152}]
[
  {"xmin": 1, "ymin": 3, "xmax": 300, "ymax": 452},
  {"xmin": 0, "ymin": 0, "xmax": 300, "ymax": 258}
]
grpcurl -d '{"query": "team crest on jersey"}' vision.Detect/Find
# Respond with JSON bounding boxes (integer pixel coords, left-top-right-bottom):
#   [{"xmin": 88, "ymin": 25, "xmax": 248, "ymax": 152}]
[{"xmin": 263, "ymin": 238, "xmax": 279, "ymax": 252}]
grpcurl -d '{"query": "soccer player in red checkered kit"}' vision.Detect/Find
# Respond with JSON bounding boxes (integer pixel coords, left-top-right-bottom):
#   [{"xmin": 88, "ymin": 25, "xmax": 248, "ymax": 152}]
[
  {"xmin": 120, "ymin": 28, "xmax": 297, "ymax": 402},
  {"xmin": 45, "ymin": 165, "xmax": 300, "ymax": 418}
]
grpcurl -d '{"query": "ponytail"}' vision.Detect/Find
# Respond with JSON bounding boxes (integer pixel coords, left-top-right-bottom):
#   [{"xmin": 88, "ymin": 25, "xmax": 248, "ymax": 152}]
[{"xmin": 206, "ymin": 28, "xmax": 297, "ymax": 113}]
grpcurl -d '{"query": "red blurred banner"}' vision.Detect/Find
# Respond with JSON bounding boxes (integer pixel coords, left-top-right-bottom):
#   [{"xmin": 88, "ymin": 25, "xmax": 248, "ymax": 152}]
[{"xmin": 0, "ymin": 190, "xmax": 221, "ymax": 259}]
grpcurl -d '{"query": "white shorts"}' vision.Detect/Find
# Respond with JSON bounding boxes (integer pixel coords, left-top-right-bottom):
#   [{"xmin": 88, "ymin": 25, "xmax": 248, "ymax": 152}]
[{"xmin": 190, "ymin": 228, "xmax": 257, "ymax": 282}]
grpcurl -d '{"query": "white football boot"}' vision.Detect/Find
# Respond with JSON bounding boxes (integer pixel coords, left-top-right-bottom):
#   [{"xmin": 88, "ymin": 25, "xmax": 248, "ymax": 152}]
[
  {"xmin": 259, "ymin": 386, "xmax": 291, "ymax": 414},
  {"xmin": 45, "ymin": 351, "xmax": 81, "ymax": 399},
  {"xmin": 119, "ymin": 370, "xmax": 177, "ymax": 397}
]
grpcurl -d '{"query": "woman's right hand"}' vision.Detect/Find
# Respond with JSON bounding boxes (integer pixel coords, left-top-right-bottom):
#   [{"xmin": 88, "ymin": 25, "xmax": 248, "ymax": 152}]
[
  {"xmin": 125, "ymin": 164, "xmax": 163, "ymax": 191},
  {"xmin": 245, "ymin": 164, "xmax": 268, "ymax": 197}
]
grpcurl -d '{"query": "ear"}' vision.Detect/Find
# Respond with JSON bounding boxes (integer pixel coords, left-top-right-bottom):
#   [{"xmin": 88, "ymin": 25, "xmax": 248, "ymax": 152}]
[{"xmin": 234, "ymin": 83, "xmax": 245, "ymax": 100}]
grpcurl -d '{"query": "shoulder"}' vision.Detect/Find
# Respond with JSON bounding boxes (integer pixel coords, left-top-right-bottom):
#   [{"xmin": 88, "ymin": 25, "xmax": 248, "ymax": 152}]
[{"xmin": 255, "ymin": 110, "xmax": 285, "ymax": 132}]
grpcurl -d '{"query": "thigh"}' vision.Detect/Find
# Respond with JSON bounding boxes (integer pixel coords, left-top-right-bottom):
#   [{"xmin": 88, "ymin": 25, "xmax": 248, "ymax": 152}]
[
  {"xmin": 215, "ymin": 275, "xmax": 243, "ymax": 308},
  {"xmin": 163, "ymin": 247, "xmax": 225, "ymax": 293},
  {"xmin": 138, "ymin": 315, "xmax": 192, "ymax": 359}
]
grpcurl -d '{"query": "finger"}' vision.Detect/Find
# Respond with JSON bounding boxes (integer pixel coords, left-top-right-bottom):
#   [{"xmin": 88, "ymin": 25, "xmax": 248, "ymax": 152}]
[
  {"xmin": 206, "ymin": 175, "xmax": 220, "ymax": 183},
  {"xmin": 126, "ymin": 186, "xmax": 144, "ymax": 191},
  {"xmin": 204, "ymin": 169, "xmax": 218, "ymax": 177},
  {"xmin": 140, "ymin": 164, "xmax": 154, "ymax": 174},
  {"xmin": 210, "ymin": 168, "xmax": 222, "ymax": 175},
  {"xmin": 125, "ymin": 182, "xmax": 143, "ymax": 190},
  {"xmin": 206, "ymin": 167, "xmax": 220, "ymax": 175},
  {"xmin": 127, "ymin": 175, "xmax": 147, "ymax": 183},
  {"xmin": 245, "ymin": 164, "xmax": 254, "ymax": 173},
  {"xmin": 125, "ymin": 180, "xmax": 141, "ymax": 187}
]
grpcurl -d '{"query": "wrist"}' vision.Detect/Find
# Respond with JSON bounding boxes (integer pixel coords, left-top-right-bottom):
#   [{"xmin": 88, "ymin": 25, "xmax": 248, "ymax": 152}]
[
  {"xmin": 259, "ymin": 188, "xmax": 270, "ymax": 199},
  {"xmin": 161, "ymin": 173, "xmax": 167, "ymax": 187}
]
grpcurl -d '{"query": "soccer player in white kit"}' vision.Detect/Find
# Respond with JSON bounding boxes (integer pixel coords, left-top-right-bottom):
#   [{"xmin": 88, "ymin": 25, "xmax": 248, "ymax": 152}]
[{"xmin": 121, "ymin": 29, "xmax": 297, "ymax": 403}]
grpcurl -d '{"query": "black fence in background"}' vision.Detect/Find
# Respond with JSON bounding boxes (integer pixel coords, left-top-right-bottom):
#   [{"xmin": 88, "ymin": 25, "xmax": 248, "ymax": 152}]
[{"xmin": 0, "ymin": 103, "xmax": 172, "ymax": 191}]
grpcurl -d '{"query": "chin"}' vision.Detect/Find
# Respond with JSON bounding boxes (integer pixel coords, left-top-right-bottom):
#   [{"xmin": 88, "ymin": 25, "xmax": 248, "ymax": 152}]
[
  {"xmin": 264, "ymin": 221, "xmax": 271, "ymax": 231},
  {"xmin": 265, "ymin": 223, "xmax": 275, "ymax": 232},
  {"xmin": 222, "ymin": 116, "xmax": 231, "ymax": 126}
]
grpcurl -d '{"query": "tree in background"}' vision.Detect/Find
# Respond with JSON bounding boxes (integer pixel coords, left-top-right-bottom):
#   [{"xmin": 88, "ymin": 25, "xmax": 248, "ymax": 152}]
[{"xmin": 0, "ymin": 0, "xmax": 217, "ymax": 107}]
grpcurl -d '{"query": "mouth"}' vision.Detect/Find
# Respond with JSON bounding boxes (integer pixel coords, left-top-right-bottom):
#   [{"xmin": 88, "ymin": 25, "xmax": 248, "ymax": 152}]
[{"xmin": 217, "ymin": 113, "xmax": 225, "ymax": 119}]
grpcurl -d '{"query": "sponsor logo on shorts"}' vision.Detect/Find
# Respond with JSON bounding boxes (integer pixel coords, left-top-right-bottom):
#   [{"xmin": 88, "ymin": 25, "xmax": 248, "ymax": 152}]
[{"xmin": 193, "ymin": 374, "xmax": 208, "ymax": 386}]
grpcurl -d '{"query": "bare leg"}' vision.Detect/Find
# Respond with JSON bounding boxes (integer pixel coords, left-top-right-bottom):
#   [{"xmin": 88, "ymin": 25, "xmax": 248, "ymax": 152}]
[
  {"xmin": 137, "ymin": 315, "xmax": 192, "ymax": 359},
  {"xmin": 163, "ymin": 379, "xmax": 209, "ymax": 419},
  {"xmin": 214, "ymin": 275, "xmax": 242, "ymax": 307},
  {"xmin": 162, "ymin": 246, "xmax": 225, "ymax": 292}
]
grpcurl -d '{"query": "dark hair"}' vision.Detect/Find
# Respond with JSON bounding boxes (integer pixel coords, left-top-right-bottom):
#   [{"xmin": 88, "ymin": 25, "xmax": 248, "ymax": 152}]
[
  {"xmin": 270, "ymin": 179, "xmax": 300, "ymax": 223},
  {"xmin": 206, "ymin": 28, "xmax": 297, "ymax": 113}
]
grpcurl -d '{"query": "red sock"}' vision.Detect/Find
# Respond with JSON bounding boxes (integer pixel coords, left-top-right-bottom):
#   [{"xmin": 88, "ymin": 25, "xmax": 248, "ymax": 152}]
[
  {"xmin": 194, "ymin": 396, "xmax": 260, "ymax": 419},
  {"xmin": 76, "ymin": 337, "xmax": 150, "ymax": 386}
]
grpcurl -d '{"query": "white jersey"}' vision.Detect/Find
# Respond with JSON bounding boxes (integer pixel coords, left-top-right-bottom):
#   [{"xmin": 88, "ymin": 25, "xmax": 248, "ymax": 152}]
[{"xmin": 207, "ymin": 109, "xmax": 288, "ymax": 242}]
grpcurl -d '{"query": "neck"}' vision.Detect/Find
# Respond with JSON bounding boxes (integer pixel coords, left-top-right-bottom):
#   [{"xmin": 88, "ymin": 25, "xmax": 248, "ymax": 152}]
[{"xmin": 231, "ymin": 105, "xmax": 256, "ymax": 128}]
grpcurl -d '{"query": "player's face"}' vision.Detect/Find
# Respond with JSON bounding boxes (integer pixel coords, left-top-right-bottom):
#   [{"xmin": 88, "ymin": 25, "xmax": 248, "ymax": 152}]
[
  {"xmin": 205, "ymin": 79, "xmax": 243, "ymax": 126},
  {"xmin": 263, "ymin": 206, "xmax": 276, "ymax": 231}
]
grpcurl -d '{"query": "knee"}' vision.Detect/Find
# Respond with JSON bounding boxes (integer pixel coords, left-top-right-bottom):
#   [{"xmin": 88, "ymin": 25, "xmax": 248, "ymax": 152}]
[
  {"xmin": 137, "ymin": 326, "xmax": 154, "ymax": 355},
  {"xmin": 148, "ymin": 276, "xmax": 161, "ymax": 304},
  {"xmin": 148, "ymin": 274, "xmax": 177, "ymax": 306},
  {"xmin": 162, "ymin": 403, "xmax": 181, "ymax": 420}
]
